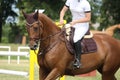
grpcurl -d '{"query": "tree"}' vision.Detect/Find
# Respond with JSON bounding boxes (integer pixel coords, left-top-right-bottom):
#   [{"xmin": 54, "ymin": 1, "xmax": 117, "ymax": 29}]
[
  {"xmin": 0, "ymin": 0, "xmax": 18, "ymax": 42},
  {"xmin": 2, "ymin": 0, "xmax": 117, "ymax": 43},
  {"xmin": 88, "ymin": 0, "xmax": 102, "ymax": 24},
  {"xmin": 100, "ymin": 0, "xmax": 120, "ymax": 30},
  {"xmin": 17, "ymin": 0, "xmax": 66, "ymax": 20}
]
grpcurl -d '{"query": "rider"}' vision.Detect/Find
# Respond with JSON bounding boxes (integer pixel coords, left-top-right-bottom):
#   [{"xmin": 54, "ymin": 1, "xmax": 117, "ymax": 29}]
[{"xmin": 59, "ymin": 0, "xmax": 91, "ymax": 69}]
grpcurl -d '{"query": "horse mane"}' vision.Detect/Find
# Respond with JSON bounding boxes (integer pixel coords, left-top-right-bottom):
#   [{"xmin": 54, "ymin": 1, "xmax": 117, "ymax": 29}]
[{"xmin": 38, "ymin": 13, "xmax": 61, "ymax": 31}]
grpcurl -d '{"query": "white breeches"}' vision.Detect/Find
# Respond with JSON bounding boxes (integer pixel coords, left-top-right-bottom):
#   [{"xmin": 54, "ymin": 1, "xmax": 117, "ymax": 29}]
[{"xmin": 73, "ymin": 25, "xmax": 89, "ymax": 43}]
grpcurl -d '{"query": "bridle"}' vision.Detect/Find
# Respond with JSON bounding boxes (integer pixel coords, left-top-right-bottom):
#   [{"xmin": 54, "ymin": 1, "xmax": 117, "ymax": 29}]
[
  {"xmin": 26, "ymin": 20, "xmax": 43, "ymax": 41},
  {"xmin": 26, "ymin": 20, "xmax": 61, "ymax": 41},
  {"xmin": 26, "ymin": 20, "xmax": 62, "ymax": 54}
]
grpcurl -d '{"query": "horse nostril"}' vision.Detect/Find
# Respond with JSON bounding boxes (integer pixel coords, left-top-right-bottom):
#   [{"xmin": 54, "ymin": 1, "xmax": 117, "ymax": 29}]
[{"xmin": 34, "ymin": 44, "xmax": 38, "ymax": 48}]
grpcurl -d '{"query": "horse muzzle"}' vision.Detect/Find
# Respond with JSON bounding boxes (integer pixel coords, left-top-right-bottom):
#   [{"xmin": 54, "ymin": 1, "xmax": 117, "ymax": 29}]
[{"xmin": 29, "ymin": 41, "xmax": 38, "ymax": 50}]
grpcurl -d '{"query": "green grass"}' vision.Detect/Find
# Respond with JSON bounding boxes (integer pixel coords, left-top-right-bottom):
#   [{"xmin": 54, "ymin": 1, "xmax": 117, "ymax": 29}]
[
  {"xmin": 0, "ymin": 60, "xmax": 39, "ymax": 80},
  {"xmin": 0, "ymin": 60, "xmax": 120, "ymax": 80},
  {"xmin": 66, "ymin": 75, "xmax": 101, "ymax": 80},
  {"xmin": 0, "ymin": 44, "xmax": 120, "ymax": 80}
]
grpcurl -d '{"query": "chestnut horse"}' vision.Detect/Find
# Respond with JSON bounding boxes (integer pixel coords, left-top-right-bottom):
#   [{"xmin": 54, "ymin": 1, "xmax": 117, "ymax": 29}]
[{"xmin": 23, "ymin": 11, "xmax": 120, "ymax": 80}]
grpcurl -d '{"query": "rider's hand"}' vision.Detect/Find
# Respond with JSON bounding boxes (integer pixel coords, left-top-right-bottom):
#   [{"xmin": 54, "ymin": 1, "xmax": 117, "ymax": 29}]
[{"xmin": 59, "ymin": 19, "xmax": 64, "ymax": 26}]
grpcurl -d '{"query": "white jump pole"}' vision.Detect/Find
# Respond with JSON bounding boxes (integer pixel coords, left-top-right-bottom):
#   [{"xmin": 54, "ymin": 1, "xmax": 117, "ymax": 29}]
[
  {"xmin": 0, "ymin": 46, "xmax": 11, "ymax": 64},
  {"xmin": 0, "ymin": 46, "xmax": 29, "ymax": 77},
  {"xmin": 0, "ymin": 69, "xmax": 28, "ymax": 76},
  {"xmin": 17, "ymin": 46, "xmax": 30, "ymax": 64}
]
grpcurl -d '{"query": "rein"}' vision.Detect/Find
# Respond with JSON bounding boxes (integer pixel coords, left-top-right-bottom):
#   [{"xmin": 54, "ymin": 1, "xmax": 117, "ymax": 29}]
[
  {"xmin": 39, "ymin": 31, "xmax": 61, "ymax": 41},
  {"xmin": 39, "ymin": 31, "xmax": 62, "ymax": 55}
]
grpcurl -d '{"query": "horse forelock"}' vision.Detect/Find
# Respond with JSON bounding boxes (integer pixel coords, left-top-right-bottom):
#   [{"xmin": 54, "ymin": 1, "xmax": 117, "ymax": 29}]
[{"xmin": 25, "ymin": 13, "xmax": 38, "ymax": 24}]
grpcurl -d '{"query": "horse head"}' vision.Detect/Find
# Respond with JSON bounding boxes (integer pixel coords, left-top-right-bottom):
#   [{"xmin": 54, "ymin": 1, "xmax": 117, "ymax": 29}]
[{"xmin": 22, "ymin": 11, "xmax": 43, "ymax": 50}]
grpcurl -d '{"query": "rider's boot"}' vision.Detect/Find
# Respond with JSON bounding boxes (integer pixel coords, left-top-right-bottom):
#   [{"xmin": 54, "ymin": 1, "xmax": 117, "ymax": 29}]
[{"xmin": 73, "ymin": 40, "xmax": 82, "ymax": 69}]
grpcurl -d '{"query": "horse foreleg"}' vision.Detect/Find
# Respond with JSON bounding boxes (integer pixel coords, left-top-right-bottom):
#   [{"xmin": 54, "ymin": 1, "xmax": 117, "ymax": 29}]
[
  {"xmin": 44, "ymin": 68, "xmax": 62, "ymax": 80},
  {"xmin": 102, "ymin": 76, "xmax": 117, "ymax": 80},
  {"xmin": 102, "ymin": 73, "xmax": 117, "ymax": 80},
  {"xmin": 39, "ymin": 67, "xmax": 48, "ymax": 80}
]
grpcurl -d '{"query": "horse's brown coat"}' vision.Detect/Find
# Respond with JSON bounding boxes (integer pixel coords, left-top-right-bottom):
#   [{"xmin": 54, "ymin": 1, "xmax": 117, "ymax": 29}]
[{"xmin": 23, "ymin": 11, "xmax": 120, "ymax": 80}]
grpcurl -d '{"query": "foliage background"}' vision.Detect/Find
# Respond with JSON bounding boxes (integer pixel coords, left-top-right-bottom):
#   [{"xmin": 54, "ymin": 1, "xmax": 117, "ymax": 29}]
[{"xmin": 1, "ymin": 0, "xmax": 120, "ymax": 43}]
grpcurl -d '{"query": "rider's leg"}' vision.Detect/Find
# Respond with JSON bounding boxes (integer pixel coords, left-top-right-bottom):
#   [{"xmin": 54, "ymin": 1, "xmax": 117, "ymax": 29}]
[{"xmin": 73, "ymin": 40, "xmax": 82, "ymax": 69}]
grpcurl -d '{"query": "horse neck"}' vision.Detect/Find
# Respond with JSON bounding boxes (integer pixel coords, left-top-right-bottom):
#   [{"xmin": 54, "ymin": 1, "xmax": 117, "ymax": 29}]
[
  {"xmin": 39, "ymin": 14, "xmax": 60, "ymax": 36},
  {"xmin": 39, "ymin": 14, "xmax": 61, "ymax": 48}
]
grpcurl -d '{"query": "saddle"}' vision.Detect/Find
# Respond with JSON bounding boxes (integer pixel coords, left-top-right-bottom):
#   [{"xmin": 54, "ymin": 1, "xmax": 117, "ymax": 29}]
[{"xmin": 62, "ymin": 26, "xmax": 97, "ymax": 54}]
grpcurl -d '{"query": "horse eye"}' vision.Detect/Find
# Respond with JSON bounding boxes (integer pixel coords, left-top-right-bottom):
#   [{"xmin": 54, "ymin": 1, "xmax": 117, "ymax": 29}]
[{"xmin": 33, "ymin": 27, "xmax": 38, "ymax": 31}]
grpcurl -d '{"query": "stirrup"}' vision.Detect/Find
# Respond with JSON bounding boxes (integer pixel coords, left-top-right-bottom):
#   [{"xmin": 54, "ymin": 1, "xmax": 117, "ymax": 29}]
[{"xmin": 73, "ymin": 59, "xmax": 81, "ymax": 69}]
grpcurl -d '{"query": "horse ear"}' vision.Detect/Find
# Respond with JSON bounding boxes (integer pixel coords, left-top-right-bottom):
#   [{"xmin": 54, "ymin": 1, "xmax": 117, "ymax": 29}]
[
  {"xmin": 33, "ymin": 10, "xmax": 39, "ymax": 20},
  {"xmin": 22, "ymin": 10, "xmax": 27, "ymax": 19}
]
